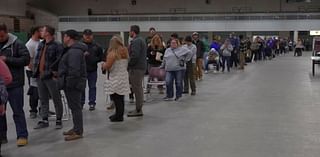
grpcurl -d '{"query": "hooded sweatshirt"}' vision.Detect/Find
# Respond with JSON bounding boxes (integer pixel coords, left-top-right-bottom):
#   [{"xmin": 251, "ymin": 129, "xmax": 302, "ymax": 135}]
[
  {"xmin": 0, "ymin": 33, "xmax": 30, "ymax": 88},
  {"xmin": 161, "ymin": 46, "xmax": 192, "ymax": 71}
]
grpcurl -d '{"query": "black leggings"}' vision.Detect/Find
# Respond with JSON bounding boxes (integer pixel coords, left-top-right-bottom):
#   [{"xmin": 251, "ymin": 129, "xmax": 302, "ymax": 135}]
[{"xmin": 110, "ymin": 94, "xmax": 125, "ymax": 118}]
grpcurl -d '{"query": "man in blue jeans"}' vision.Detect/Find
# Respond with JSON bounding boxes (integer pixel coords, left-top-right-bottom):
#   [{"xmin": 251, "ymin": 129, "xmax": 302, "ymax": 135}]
[
  {"xmin": 0, "ymin": 24, "xmax": 29, "ymax": 147},
  {"xmin": 81, "ymin": 29, "xmax": 103, "ymax": 111}
]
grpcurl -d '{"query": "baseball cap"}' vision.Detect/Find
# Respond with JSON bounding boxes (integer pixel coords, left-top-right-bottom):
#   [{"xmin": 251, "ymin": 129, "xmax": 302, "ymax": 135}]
[{"xmin": 83, "ymin": 29, "xmax": 93, "ymax": 35}]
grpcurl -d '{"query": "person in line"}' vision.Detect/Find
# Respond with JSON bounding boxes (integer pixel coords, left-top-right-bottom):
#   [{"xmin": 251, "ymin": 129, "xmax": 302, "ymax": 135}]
[
  {"xmin": 0, "ymin": 58, "xmax": 12, "ymax": 156},
  {"xmin": 162, "ymin": 38, "xmax": 192, "ymax": 101},
  {"xmin": 146, "ymin": 27, "xmax": 157, "ymax": 46},
  {"xmin": 229, "ymin": 33, "xmax": 240, "ymax": 68},
  {"xmin": 0, "ymin": 23, "xmax": 29, "ymax": 147},
  {"xmin": 239, "ymin": 35, "xmax": 247, "ymax": 70},
  {"xmin": 183, "ymin": 36, "xmax": 197, "ymax": 95},
  {"xmin": 205, "ymin": 48, "xmax": 220, "ymax": 73},
  {"xmin": 192, "ymin": 32, "xmax": 206, "ymax": 81},
  {"xmin": 102, "ymin": 36, "xmax": 130, "ymax": 122},
  {"xmin": 294, "ymin": 38, "xmax": 304, "ymax": 57},
  {"xmin": 250, "ymin": 38, "xmax": 260, "ymax": 62},
  {"xmin": 59, "ymin": 30, "xmax": 87, "ymax": 141},
  {"xmin": 33, "ymin": 25, "xmax": 64, "ymax": 130},
  {"xmin": 127, "ymin": 25, "xmax": 147, "ymax": 117},
  {"xmin": 25, "ymin": 26, "xmax": 41, "ymax": 119},
  {"xmin": 146, "ymin": 34, "xmax": 166, "ymax": 94},
  {"xmin": 220, "ymin": 39, "xmax": 233, "ymax": 72},
  {"xmin": 81, "ymin": 29, "xmax": 103, "ymax": 111}
]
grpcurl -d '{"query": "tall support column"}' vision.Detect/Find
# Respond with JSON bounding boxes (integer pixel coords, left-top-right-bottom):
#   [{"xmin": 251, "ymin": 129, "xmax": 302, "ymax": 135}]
[{"xmin": 294, "ymin": 30, "xmax": 299, "ymax": 43}]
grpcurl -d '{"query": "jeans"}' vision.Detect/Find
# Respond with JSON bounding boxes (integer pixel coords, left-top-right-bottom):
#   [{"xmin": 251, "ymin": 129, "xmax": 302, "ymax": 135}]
[
  {"xmin": 166, "ymin": 70, "xmax": 184, "ymax": 98},
  {"xmin": 129, "ymin": 69, "xmax": 145, "ymax": 111},
  {"xmin": 184, "ymin": 62, "xmax": 196, "ymax": 93},
  {"xmin": 65, "ymin": 88, "xmax": 83, "ymax": 135},
  {"xmin": 230, "ymin": 50, "xmax": 238, "ymax": 68},
  {"xmin": 110, "ymin": 93, "xmax": 125, "ymax": 119},
  {"xmin": 222, "ymin": 56, "xmax": 231, "ymax": 72},
  {"xmin": 38, "ymin": 79, "xmax": 63, "ymax": 120},
  {"xmin": 2, "ymin": 86, "xmax": 28, "ymax": 139},
  {"xmin": 81, "ymin": 71, "xmax": 98, "ymax": 106},
  {"xmin": 26, "ymin": 70, "xmax": 39, "ymax": 113}
]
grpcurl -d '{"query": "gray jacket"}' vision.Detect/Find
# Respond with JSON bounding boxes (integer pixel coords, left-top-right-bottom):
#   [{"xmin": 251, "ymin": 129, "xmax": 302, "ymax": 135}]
[
  {"xmin": 161, "ymin": 46, "xmax": 192, "ymax": 71},
  {"xmin": 183, "ymin": 44, "xmax": 197, "ymax": 63},
  {"xmin": 128, "ymin": 36, "xmax": 147, "ymax": 70},
  {"xmin": 220, "ymin": 44, "xmax": 233, "ymax": 57}
]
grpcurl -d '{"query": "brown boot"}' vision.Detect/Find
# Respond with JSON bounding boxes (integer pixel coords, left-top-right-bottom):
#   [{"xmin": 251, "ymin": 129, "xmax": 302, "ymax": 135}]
[
  {"xmin": 64, "ymin": 133, "xmax": 83, "ymax": 141},
  {"xmin": 63, "ymin": 129, "xmax": 75, "ymax": 136}
]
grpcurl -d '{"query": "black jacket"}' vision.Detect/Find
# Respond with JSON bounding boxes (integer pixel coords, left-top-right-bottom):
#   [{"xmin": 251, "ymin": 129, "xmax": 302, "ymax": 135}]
[
  {"xmin": 193, "ymin": 40, "xmax": 206, "ymax": 59},
  {"xmin": 83, "ymin": 42, "xmax": 103, "ymax": 72},
  {"xmin": 0, "ymin": 33, "xmax": 30, "ymax": 89},
  {"xmin": 58, "ymin": 42, "xmax": 87, "ymax": 91},
  {"xmin": 33, "ymin": 40, "xmax": 64, "ymax": 80},
  {"xmin": 147, "ymin": 46, "xmax": 165, "ymax": 66}
]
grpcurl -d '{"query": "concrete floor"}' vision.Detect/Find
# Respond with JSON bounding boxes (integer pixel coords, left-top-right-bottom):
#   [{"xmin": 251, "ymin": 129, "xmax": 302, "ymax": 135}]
[{"xmin": 3, "ymin": 52, "xmax": 320, "ymax": 157}]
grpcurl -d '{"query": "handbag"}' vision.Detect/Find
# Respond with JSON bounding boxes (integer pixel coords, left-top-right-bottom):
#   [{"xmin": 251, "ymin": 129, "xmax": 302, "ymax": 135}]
[
  {"xmin": 0, "ymin": 78, "xmax": 8, "ymax": 116},
  {"xmin": 172, "ymin": 49, "xmax": 185, "ymax": 67},
  {"xmin": 156, "ymin": 52, "xmax": 163, "ymax": 61}
]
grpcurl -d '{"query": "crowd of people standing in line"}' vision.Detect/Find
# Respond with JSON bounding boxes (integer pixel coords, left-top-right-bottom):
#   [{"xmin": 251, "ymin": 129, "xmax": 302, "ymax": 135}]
[{"xmin": 0, "ymin": 23, "xmax": 305, "ymax": 156}]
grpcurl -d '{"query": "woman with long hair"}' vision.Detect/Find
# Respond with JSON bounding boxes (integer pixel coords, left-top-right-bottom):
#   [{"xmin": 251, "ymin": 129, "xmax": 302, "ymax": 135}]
[
  {"xmin": 102, "ymin": 35, "xmax": 130, "ymax": 122},
  {"xmin": 146, "ymin": 34, "xmax": 166, "ymax": 94}
]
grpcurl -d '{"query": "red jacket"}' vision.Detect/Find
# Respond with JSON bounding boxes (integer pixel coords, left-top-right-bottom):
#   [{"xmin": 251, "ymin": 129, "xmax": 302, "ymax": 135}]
[{"xmin": 0, "ymin": 59, "xmax": 12, "ymax": 85}]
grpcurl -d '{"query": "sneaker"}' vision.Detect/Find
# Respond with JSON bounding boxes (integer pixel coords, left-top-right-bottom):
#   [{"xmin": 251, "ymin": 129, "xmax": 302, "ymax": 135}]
[
  {"xmin": 64, "ymin": 133, "xmax": 83, "ymax": 141},
  {"xmin": 89, "ymin": 105, "xmax": 95, "ymax": 111},
  {"xmin": 30, "ymin": 112, "xmax": 37, "ymax": 119},
  {"xmin": 163, "ymin": 97, "xmax": 174, "ymax": 101},
  {"xmin": 63, "ymin": 129, "xmax": 76, "ymax": 136},
  {"xmin": 55, "ymin": 121, "xmax": 63, "ymax": 130},
  {"xmin": 127, "ymin": 110, "xmax": 143, "ymax": 117},
  {"xmin": 17, "ymin": 138, "xmax": 28, "ymax": 147},
  {"xmin": 175, "ymin": 97, "xmax": 181, "ymax": 101},
  {"xmin": 205, "ymin": 70, "xmax": 208, "ymax": 74},
  {"xmin": 191, "ymin": 91, "xmax": 196, "ymax": 96},
  {"xmin": 34, "ymin": 121, "xmax": 49, "ymax": 129}
]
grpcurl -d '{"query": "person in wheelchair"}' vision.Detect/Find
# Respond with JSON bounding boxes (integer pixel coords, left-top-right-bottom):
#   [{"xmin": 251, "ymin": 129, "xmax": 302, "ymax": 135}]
[{"xmin": 205, "ymin": 48, "xmax": 220, "ymax": 73}]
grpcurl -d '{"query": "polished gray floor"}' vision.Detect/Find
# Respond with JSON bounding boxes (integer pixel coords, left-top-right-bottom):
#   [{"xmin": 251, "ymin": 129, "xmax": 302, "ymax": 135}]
[{"xmin": 3, "ymin": 52, "xmax": 320, "ymax": 157}]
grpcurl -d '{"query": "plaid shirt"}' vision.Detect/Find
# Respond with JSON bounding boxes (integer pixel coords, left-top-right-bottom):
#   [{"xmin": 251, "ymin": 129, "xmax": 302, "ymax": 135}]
[{"xmin": 239, "ymin": 40, "xmax": 247, "ymax": 53}]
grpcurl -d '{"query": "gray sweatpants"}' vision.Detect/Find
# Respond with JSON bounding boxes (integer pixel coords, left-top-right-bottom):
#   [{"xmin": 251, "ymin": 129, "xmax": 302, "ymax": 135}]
[
  {"xmin": 129, "ymin": 69, "xmax": 145, "ymax": 111},
  {"xmin": 38, "ymin": 79, "xmax": 63, "ymax": 120}
]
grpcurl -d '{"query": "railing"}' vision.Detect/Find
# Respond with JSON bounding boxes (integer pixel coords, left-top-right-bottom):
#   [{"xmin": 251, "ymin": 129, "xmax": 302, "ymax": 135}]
[{"xmin": 59, "ymin": 13, "xmax": 320, "ymax": 22}]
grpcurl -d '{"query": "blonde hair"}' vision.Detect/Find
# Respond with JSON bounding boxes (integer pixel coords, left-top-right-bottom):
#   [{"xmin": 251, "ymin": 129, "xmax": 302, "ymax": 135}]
[
  {"xmin": 150, "ymin": 34, "xmax": 164, "ymax": 49},
  {"xmin": 107, "ymin": 35, "xmax": 128, "ymax": 60}
]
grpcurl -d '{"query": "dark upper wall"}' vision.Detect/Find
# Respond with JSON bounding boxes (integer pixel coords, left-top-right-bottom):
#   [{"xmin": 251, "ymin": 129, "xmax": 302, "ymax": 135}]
[{"xmin": 27, "ymin": 0, "xmax": 320, "ymax": 16}]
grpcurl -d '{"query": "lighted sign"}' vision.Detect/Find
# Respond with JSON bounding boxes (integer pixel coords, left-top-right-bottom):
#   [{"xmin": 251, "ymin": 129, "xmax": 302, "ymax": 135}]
[{"xmin": 310, "ymin": 31, "xmax": 320, "ymax": 36}]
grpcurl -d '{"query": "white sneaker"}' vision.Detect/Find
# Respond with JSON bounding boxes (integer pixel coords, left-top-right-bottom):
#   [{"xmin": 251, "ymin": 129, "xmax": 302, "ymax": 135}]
[{"xmin": 205, "ymin": 71, "xmax": 208, "ymax": 74}]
